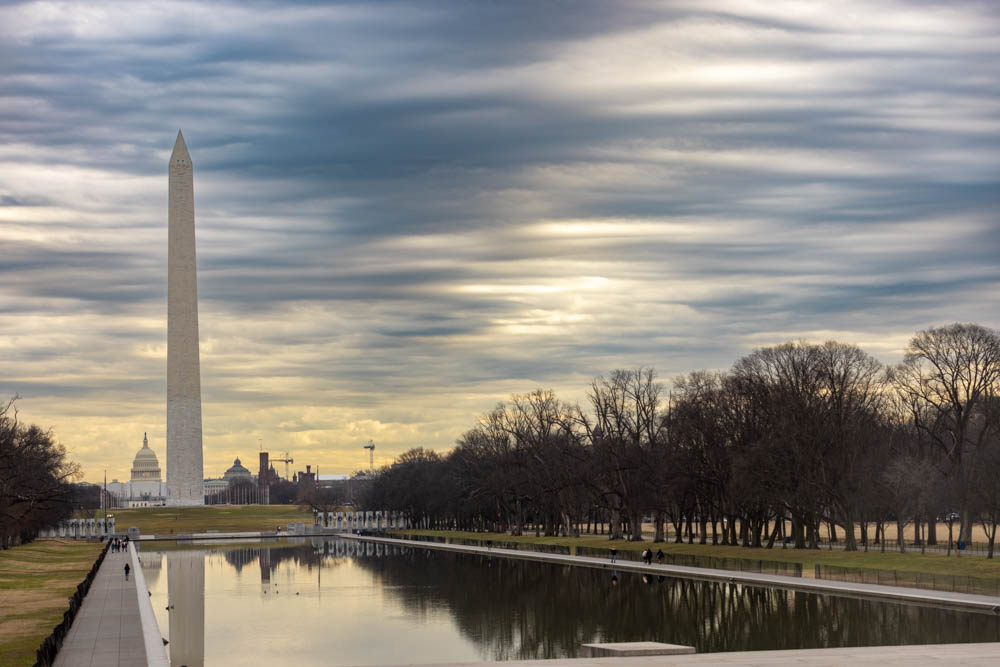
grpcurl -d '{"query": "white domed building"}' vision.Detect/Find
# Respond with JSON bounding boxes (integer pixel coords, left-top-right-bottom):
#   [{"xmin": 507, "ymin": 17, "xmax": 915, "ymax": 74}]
[{"xmin": 106, "ymin": 433, "xmax": 168, "ymax": 507}]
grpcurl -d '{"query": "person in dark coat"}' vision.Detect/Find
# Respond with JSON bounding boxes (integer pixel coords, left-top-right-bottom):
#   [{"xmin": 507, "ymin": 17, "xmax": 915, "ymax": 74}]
[{"xmin": 124, "ymin": 563, "xmax": 131, "ymax": 581}]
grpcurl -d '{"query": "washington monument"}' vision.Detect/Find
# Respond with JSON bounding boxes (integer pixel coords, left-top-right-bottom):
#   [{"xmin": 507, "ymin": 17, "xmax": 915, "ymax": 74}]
[{"xmin": 167, "ymin": 131, "xmax": 205, "ymax": 505}]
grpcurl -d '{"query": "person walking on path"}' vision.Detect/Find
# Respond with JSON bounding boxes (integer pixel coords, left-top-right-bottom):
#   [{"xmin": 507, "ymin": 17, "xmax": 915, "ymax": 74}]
[
  {"xmin": 610, "ymin": 546, "xmax": 617, "ymax": 563},
  {"xmin": 123, "ymin": 563, "xmax": 131, "ymax": 581},
  {"xmin": 656, "ymin": 549, "xmax": 664, "ymax": 564}
]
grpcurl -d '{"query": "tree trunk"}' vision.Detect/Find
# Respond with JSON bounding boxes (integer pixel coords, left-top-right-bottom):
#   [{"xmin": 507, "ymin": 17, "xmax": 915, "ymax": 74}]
[
  {"xmin": 512, "ymin": 500, "xmax": 524, "ymax": 536},
  {"xmin": 896, "ymin": 518, "xmax": 906, "ymax": 553},
  {"xmin": 561, "ymin": 511, "xmax": 574, "ymax": 538},
  {"xmin": 609, "ymin": 506, "xmax": 623, "ymax": 540},
  {"xmin": 765, "ymin": 518, "xmax": 781, "ymax": 549},
  {"xmin": 960, "ymin": 506, "xmax": 973, "ymax": 543},
  {"xmin": 927, "ymin": 518, "xmax": 938, "ymax": 546},
  {"xmin": 653, "ymin": 511, "xmax": 665, "ymax": 543},
  {"xmin": 630, "ymin": 511, "xmax": 644, "ymax": 542},
  {"xmin": 843, "ymin": 514, "xmax": 857, "ymax": 552},
  {"xmin": 669, "ymin": 513, "xmax": 682, "ymax": 543},
  {"xmin": 806, "ymin": 518, "xmax": 819, "ymax": 550},
  {"xmin": 791, "ymin": 514, "xmax": 805, "ymax": 549}
]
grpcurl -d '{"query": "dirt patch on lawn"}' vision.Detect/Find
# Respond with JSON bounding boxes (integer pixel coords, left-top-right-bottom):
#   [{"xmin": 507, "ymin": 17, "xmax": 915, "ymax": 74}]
[
  {"xmin": 0, "ymin": 618, "xmax": 48, "ymax": 642},
  {"xmin": 0, "ymin": 589, "xmax": 69, "ymax": 611}
]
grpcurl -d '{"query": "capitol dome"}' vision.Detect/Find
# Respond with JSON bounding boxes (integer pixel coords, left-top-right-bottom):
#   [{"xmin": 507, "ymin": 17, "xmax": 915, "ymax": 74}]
[{"xmin": 130, "ymin": 433, "xmax": 162, "ymax": 482}]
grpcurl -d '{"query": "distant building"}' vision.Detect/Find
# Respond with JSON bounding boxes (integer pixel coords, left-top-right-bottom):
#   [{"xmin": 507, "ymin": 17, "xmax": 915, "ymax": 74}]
[
  {"xmin": 223, "ymin": 458, "xmax": 252, "ymax": 482},
  {"xmin": 296, "ymin": 464, "xmax": 316, "ymax": 488},
  {"xmin": 204, "ymin": 457, "xmax": 260, "ymax": 501},
  {"xmin": 106, "ymin": 433, "xmax": 167, "ymax": 507},
  {"xmin": 204, "ymin": 478, "xmax": 229, "ymax": 495}
]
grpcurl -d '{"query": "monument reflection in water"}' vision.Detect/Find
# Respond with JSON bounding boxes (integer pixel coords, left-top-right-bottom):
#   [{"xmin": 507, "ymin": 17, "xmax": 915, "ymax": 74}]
[
  {"xmin": 167, "ymin": 550, "xmax": 205, "ymax": 666},
  {"xmin": 141, "ymin": 538, "xmax": 1000, "ymax": 666}
]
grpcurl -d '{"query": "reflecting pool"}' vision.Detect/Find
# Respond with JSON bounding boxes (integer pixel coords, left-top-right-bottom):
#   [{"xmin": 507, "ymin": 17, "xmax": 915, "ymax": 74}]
[{"xmin": 139, "ymin": 538, "xmax": 1000, "ymax": 666}]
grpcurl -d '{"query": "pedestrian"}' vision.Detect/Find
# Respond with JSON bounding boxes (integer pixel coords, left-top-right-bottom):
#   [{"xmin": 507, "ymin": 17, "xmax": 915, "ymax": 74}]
[
  {"xmin": 123, "ymin": 563, "xmax": 131, "ymax": 581},
  {"xmin": 610, "ymin": 546, "xmax": 617, "ymax": 563},
  {"xmin": 641, "ymin": 548, "xmax": 650, "ymax": 564},
  {"xmin": 656, "ymin": 549, "xmax": 664, "ymax": 564}
]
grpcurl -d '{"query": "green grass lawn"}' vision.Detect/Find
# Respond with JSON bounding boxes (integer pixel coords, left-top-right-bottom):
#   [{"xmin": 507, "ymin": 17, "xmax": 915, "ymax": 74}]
[
  {"xmin": 393, "ymin": 529, "xmax": 1000, "ymax": 582},
  {"xmin": 86, "ymin": 504, "xmax": 313, "ymax": 536},
  {"xmin": 0, "ymin": 539, "xmax": 103, "ymax": 667}
]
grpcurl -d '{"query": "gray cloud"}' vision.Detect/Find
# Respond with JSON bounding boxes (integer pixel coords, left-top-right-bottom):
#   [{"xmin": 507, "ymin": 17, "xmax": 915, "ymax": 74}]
[{"xmin": 1, "ymin": 0, "xmax": 998, "ymax": 479}]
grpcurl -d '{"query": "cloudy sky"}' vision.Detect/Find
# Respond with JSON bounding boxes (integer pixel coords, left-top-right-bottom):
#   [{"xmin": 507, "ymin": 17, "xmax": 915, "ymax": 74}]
[{"xmin": 2, "ymin": 0, "xmax": 998, "ymax": 483}]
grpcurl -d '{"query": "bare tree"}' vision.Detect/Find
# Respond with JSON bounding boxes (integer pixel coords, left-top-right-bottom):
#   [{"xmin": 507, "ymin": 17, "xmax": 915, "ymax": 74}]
[
  {"xmin": 892, "ymin": 323, "xmax": 1000, "ymax": 541},
  {"xmin": 0, "ymin": 399, "xmax": 79, "ymax": 548},
  {"xmin": 585, "ymin": 368, "xmax": 666, "ymax": 541}
]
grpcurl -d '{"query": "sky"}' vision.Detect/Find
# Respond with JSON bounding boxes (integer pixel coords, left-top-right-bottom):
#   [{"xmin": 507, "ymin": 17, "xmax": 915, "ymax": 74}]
[{"xmin": 1, "ymin": 0, "xmax": 998, "ymax": 483}]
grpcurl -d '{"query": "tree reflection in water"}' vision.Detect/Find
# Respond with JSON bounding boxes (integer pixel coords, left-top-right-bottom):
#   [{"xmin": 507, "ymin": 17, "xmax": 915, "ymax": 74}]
[{"xmin": 189, "ymin": 539, "xmax": 1000, "ymax": 660}]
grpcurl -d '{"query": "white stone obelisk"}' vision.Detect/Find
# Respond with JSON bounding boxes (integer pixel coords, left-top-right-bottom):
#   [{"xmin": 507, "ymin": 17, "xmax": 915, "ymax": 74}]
[{"xmin": 167, "ymin": 131, "xmax": 205, "ymax": 505}]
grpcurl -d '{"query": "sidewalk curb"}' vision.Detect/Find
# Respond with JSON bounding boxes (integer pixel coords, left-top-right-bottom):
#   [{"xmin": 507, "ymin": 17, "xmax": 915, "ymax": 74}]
[{"xmin": 129, "ymin": 542, "xmax": 169, "ymax": 667}]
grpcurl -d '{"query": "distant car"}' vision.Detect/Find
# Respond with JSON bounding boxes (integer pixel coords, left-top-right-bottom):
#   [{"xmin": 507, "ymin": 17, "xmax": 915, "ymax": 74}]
[{"xmin": 943, "ymin": 512, "xmax": 960, "ymax": 522}]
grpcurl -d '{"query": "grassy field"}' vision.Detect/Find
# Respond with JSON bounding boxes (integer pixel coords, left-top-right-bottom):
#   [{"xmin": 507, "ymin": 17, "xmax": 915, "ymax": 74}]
[
  {"xmin": 0, "ymin": 539, "xmax": 103, "ymax": 667},
  {"xmin": 393, "ymin": 529, "xmax": 1000, "ymax": 581},
  {"xmin": 86, "ymin": 504, "xmax": 313, "ymax": 536}
]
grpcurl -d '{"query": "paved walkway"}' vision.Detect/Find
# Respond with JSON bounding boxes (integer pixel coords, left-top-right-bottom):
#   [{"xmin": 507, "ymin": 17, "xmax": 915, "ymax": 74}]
[
  {"xmin": 53, "ymin": 547, "xmax": 147, "ymax": 667},
  {"xmin": 342, "ymin": 534, "xmax": 1000, "ymax": 614},
  {"xmin": 368, "ymin": 642, "xmax": 1000, "ymax": 666}
]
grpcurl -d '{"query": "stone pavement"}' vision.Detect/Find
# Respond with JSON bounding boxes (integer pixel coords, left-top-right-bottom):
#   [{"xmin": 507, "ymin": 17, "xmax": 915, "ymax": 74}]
[
  {"xmin": 53, "ymin": 546, "xmax": 147, "ymax": 667},
  {"xmin": 368, "ymin": 642, "xmax": 1000, "ymax": 666},
  {"xmin": 342, "ymin": 534, "xmax": 1000, "ymax": 614}
]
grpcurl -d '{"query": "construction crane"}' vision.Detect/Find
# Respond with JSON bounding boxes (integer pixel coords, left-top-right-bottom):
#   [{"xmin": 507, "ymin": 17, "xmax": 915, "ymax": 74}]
[
  {"xmin": 270, "ymin": 452, "xmax": 294, "ymax": 481},
  {"xmin": 363, "ymin": 440, "xmax": 375, "ymax": 475}
]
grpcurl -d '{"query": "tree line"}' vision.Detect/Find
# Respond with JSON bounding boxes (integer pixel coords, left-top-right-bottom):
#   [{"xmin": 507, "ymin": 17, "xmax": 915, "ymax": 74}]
[
  {"xmin": 0, "ymin": 399, "xmax": 78, "ymax": 548},
  {"xmin": 364, "ymin": 323, "xmax": 1000, "ymax": 556}
]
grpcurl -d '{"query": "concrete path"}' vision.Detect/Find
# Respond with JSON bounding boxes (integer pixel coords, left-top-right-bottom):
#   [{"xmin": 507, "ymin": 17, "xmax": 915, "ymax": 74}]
[
  {"xmin": 342, "ymin": 534, "xmax": 1000, "ymax": 615},
  {"xmin": 366, "ymin": 642, "xmax": 1000, "ymax": 666},
  {"xmin": 53, "ymin": 547, "xmax": 147, "ymax": 667}
]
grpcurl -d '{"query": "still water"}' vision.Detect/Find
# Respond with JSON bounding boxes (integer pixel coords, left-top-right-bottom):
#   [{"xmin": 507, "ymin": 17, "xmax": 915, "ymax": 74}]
[{"xmin": 140, "ymin": 537, "xmax": 1000, "ymax": 666}]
